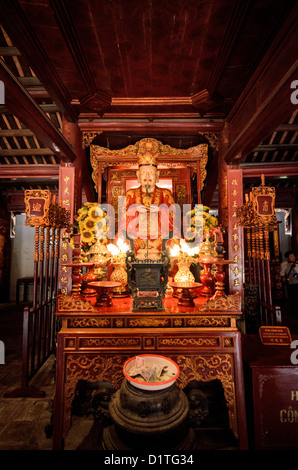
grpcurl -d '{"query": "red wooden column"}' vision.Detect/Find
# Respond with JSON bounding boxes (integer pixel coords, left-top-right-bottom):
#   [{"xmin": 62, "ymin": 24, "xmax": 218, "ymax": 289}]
[
  {"xmin": 227, "ymin": 167, "xmax": 244, "ymax": 302},
  {"xmin": 62, "ymin": 117, "xmax": 94, "ymax": 211},
  {"xmin": 218, "ymin": 123, "xmax": 229, "ymax": 229},
  {"xmin": 58, "ymin": 165, "xmax": 75, "ymax": 295}
]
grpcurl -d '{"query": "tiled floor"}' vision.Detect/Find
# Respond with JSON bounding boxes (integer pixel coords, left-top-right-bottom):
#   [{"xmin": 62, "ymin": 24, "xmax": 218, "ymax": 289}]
[{"xmin": 1, "ymin": 301, "xmax": 297, "ymax": 451}]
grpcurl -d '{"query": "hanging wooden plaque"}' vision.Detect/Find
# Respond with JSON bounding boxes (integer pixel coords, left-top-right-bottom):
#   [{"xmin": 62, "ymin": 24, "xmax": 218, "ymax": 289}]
[{"xmin": 24, "ymin": 189, "xmax": 51, "ymax": 227}]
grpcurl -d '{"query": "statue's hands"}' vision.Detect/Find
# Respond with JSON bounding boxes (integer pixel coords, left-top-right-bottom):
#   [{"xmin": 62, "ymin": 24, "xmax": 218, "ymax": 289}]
[
  {"xmin": 138, "ymin": 204, "xmax": 148, "ymax": 213},
  {"xmin": 149, "ymin": 205, "xmax": 159, "ymax": 213}
]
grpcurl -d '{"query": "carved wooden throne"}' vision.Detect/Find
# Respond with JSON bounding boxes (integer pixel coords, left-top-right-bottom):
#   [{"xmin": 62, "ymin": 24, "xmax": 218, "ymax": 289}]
[{"xmin": 90, "ymin": 138, "xmax": 208, "ymax": 232}]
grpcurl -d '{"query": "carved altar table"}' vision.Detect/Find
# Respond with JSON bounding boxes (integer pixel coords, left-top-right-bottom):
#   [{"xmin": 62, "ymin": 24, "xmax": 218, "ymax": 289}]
[{"xmin": 52, "ymin": 293, "xmax": 248, "ymax": 450}]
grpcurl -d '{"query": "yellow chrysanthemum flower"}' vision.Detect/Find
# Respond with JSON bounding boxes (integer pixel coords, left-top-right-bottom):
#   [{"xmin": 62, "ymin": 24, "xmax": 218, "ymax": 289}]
[
  {"xmin": 76, "ymin": 206, "xmax": 88, "ymax": 221},
  {"xmin": 88, "ymin": 205, "xmax": 104, "ymax": 220},
  {"xmin": 81, "ymin": 230, "xmax": 95, "ymax": 244},
  {"xmin": 78, "ymin": 221, "xmax": 85, "ymax": 232},
  {"xmin": 210, "ymin": 216, "xmax": 218, "ymax": 227},
  {"xmin": 83, "ymin": 217, "xmax": 96, "ymax": 231}
]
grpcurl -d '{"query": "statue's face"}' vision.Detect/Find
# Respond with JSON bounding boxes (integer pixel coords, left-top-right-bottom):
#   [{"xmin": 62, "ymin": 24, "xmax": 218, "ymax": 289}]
[{"xmin": 137, "ymin": 165, "xmax": 159, "ymax": 193}]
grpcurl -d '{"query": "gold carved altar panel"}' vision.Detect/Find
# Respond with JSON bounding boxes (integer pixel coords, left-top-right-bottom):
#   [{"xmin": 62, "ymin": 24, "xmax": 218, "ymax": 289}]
[
  {"xmin": 90, "ymin": 138, "xmax": 208, "ymax": 204},
  {"xmin": 52, "ymin": 295, "xmax": 248, "ymax": 450}
]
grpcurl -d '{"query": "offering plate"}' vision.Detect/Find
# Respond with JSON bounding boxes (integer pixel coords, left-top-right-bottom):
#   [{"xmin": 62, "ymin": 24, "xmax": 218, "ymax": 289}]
[
  {"xmin": 88, "ymin": 280, "xmax": 121, "ymax": 307},
  {"xmin": 123, "ymin": 354, "xmax": 180, "ymax": 391}
]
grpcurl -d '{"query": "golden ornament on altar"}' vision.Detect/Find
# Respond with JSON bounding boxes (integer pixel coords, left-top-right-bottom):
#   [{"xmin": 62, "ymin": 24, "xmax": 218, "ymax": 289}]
[
  {"xmin": 107, "ymin": 240, "xmax": 130, "ymax": 296},
  {"xmin": 174, "ymin": 260, "xmax": 195, "ymax": 283},
  {"xmin": 170, "ymin": 239, "xmax": 199, "ymax": 298},
  {"xmin": 88, "ymin": 239, "xmax": 110, "ymax": 280},
  {"xmin": 109, "ymin": 258, "xmax": 129, "ymax": 297}
]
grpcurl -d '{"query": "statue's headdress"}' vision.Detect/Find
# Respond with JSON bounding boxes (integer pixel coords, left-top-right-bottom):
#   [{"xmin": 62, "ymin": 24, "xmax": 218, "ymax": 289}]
[{"xmin": 137, "ymin": 140, "xmax": 158, "ymax": 167}]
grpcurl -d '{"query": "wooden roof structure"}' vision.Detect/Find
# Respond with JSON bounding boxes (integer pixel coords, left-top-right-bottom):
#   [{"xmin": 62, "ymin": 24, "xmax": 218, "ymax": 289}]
[{"xmin": 0, "ymin": 0, "xmax": 297, "ymax": 213}]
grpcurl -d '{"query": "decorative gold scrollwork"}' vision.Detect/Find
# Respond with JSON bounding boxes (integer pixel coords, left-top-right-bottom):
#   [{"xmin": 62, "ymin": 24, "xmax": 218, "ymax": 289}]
[
  {"xmin": 175, "ymin": 354, "xmax": 238, "ymax": 438},
  {"xmin": 90, "ymin": 138, "xmax": 208, "ymax": 192}
]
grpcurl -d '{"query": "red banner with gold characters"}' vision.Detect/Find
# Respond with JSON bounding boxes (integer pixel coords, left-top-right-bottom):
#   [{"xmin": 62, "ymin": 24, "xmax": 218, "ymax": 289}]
[
  {"xmin": 227, "ymin": 168, "xmax": 244, "ymax": 300},
  {"xmin": 58, "ymin": 166, "xmax": 75, "ymax": 294}
]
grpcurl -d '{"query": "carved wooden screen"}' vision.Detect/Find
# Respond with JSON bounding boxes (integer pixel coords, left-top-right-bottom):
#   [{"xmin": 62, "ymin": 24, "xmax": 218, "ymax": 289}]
[{"xmin": 90, "ymin": 137, "xmax": 208, "ymax": 234}]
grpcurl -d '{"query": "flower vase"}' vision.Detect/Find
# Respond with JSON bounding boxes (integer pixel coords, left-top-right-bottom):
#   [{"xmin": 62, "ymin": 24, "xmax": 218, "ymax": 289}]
[{"xmin": 200, "ymin": 261, "xmax": 215, "ymax": 297}]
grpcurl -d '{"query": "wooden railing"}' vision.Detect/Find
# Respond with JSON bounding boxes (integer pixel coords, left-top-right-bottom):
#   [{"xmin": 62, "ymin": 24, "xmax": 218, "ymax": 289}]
[{"xmin": 5, "ymin": 224, "xmax": 62, "ymax": 398}]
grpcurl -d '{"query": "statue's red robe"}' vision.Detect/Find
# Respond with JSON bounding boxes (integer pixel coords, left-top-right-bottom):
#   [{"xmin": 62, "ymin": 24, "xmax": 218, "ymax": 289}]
[{"xmin": 117, "ymin": 186, "xmax": 179, "ymax": 253}]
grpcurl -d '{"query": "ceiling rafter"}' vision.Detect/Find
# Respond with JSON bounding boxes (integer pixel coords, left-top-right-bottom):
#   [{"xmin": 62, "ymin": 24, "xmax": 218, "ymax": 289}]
[
  {"xmin": 0, "ymin": 58, "xmax": 76, "ymax": 163},
  {"xmin": 224, "ymin": 4, "xmax": 298, "ymax": 164},
  {"xmin": 0, "ymin": 1, "xmax": 77, "ymax": 122}
]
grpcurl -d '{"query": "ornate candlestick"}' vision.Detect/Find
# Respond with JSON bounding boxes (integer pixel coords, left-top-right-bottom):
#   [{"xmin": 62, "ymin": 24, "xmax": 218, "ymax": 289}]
[
  {"xmin": 81, "ymin": 265, "xmax": 98, "ymax": 303},
  {"xmin": 88, "ymin": 280, "xmax": 121, "ymax": 307},
  {"xmin": 62, "ymin": 232, "xmax": 95, "ymax": 296},
  {"xmin": 170, "ymin": 281, "xmax": 202, "ymax": 307},
  {"xmin": 198, "ymin": 254, "xmax": 217, "ymax": 298},
  {"xmin": 210, "ymin": 259, "xmax": 235, "ymax": 300},
  {"xmin": 62, "ymin": 262, "xmax": 94, "ymax": 296},
  {"xmin": 197, "ymin": 227, "xmax": 218, "ymax": 298}
]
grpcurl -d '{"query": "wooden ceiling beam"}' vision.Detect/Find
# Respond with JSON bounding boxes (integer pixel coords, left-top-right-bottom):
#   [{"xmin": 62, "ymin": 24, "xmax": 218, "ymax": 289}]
[
  {"xmin": 0, "ymin": 148, "xmax": 54, "ymax": 156},
  {"xmin": 0, "ymin": 46, "xmax": 20, "ymax": 56},
  {"xmin": 18, "ymin": 77, "xmax": 42, "ymax": 87},
  {"xmin": 0, "ymin": 103, "xmax": 60, "ymax": 114},
  {"xmin": 240, "ymin": 162, "xmax": 298, "ymax": 178},
  {"xmin": 0, "ymin": 0, "xmax": 77, "ymax": 122},
  {"xmin": 26, "ymin": 87, "xmax": 51, "ymax": 100},
  {"xmin": 0, "ymin": 58, "xmax": 76, "ymax": 163},
  {"xmin": 207, "ymin": 0, "xmax": 250, "ymax": 99},
  {"xmin": 0, "ymin": 164, "xmax": 59, "ymax": 178},
  {"xmin": 0, "ymin": 129, "xmax": 35, "ymax": 137},
  {"xmin": 255, "ymin": 144, "xmax": 298, "ymax": 152},
  {"xmin": 224, "ymin": 6, "xmax": 298, "ymax": 164},
  {"xmin": 277, "ymin": 124, "xmax": 298, "ymax": 132},
  {"xmin": 79, "ymin": 120, "xmax": 224, "ymax": 135}
]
